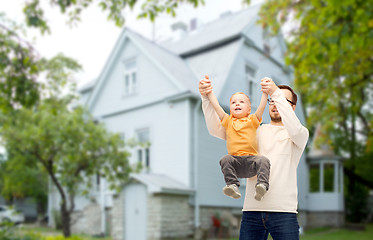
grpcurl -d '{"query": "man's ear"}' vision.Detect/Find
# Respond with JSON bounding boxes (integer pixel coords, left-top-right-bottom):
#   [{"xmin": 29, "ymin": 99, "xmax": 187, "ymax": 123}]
[{"xmin": 292, "ymin": 105, "xmax": 296, "ymax": 111}]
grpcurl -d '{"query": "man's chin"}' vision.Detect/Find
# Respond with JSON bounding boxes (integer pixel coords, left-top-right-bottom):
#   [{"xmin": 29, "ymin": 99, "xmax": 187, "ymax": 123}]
[{"xmin": 270, "ymin": 116, "xmax": 282, "ymax": 122}]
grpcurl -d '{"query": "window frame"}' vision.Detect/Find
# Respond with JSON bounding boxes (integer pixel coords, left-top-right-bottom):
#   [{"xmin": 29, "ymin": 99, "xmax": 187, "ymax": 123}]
[{"xmin": 123, "ymin": 59, "xmax": 137, "ymax": 97}]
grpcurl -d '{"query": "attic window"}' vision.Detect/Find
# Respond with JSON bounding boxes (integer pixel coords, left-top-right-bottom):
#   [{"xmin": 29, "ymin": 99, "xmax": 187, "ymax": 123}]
[{"xmin": 123, "ymin": 59, "xmax": 137, "ymax": 96}]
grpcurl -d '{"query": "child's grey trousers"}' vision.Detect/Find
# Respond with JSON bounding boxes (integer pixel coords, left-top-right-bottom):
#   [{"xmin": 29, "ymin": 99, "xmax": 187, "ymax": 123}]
[{"xmin": 219, "ymin": 155, "xmax": 271, "ymax": 190}]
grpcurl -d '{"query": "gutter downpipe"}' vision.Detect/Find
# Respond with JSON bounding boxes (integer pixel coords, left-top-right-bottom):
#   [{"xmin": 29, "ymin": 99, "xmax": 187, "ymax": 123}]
[{"xmin": 193, "ymin": 98, "xmax": 201, "ymax": 229}]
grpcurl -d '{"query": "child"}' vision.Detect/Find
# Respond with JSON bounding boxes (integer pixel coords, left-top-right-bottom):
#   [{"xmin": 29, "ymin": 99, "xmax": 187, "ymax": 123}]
[{"xmin": 203, "ymin": 75, "xmax": 270, "ymax": 200}]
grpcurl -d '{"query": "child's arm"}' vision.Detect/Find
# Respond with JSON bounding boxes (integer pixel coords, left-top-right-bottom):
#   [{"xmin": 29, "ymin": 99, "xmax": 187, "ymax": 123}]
[
  {"xmin": 254, "ymin": 92, "xmax": 268, "ymax": 121},
  {"xmin": 207, "ymin": 91, "xmax": 226, "ymax": 120},
  {"xmin": 203, "ymin": 76, "xmax": 226, "ymax": 120}
]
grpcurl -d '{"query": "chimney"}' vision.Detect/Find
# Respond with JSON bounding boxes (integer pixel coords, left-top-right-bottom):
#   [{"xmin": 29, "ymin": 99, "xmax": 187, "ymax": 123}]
[
  {"xmin": 190, "ymin": 18, "xmax": 198, "ymax": 31},
  {"xmin": 171, "ymin": 21, "xmax": 188, "ymax": 41},
  {"xmin": 220, "ymin": 11, "xmax": 232, "ymax": 18}
]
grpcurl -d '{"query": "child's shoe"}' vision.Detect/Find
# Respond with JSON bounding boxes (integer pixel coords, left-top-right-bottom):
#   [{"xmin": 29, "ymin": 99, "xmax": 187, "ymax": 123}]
[
  {"xmin": 254, "ymin": 183, "xmax": 267, "ymax": 201},
  {"xmin": 223, "ymin": 184, "xmax": 241, "ymax": 199}
]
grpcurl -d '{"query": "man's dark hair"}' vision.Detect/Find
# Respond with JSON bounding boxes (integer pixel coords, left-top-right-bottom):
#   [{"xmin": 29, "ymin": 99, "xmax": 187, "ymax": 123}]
[{"xmin": 278, "ymin": 85, "xmax": 297, "ymax": 105}]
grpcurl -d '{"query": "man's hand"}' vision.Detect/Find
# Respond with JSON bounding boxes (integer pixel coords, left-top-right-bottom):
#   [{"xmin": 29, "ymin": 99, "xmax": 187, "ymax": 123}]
[
  {"xmin": 260, "ymin": 77, "xmax": 278, "ymax": 96},
  {"xmin": 199, "ymin": 75, "xmax": 213, "ymax": 96}
]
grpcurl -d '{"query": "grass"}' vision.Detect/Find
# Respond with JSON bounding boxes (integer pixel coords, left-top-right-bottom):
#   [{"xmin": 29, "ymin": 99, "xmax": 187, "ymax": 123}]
[
  {"xmin": 300, "ymin": 224, "xmax": 373, "ymax": 240},
  {"xmin": 15, "ymin": 224, "xmax": 112, "ymax": 240},
  {"xmin": 16, "ymin": 224, "xmax": 373, "ymax": 240},
  {"xmin": 227, "ymin": 224, "xmax": 373, "ymax": 240}
]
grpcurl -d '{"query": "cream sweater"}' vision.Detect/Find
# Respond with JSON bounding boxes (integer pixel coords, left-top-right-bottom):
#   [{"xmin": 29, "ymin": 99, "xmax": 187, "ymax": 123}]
[{"xmin": 201, "ymin": 89, "xmax": 309, "ymax": 213}]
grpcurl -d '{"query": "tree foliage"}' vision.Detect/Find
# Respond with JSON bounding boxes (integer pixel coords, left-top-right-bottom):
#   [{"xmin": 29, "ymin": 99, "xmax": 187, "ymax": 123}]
[
  {"xmin": 0, "ymin": 158, "xmax": 48, "ymax": 219},
  {"xmin": 23, "ymin": 0, "xmax": 207, "ymax": 33},
  {"xmin": 259, "ymin": 0, "xmax": 373, "ymax": 221},
  {"xmin": 0, "ymin": 14, "xmax": 40, "ymax": 112}
]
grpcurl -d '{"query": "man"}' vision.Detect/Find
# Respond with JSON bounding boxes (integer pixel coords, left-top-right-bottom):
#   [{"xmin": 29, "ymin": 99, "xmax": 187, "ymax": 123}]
[{"xmin": 199, "ymin": 77, "xmax": 309, "ymax": 240}]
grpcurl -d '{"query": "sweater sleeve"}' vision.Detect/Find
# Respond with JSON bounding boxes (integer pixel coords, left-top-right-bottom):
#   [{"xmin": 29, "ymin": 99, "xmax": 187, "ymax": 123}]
[
  {"xmin": 271, "ymin": 89, "xmax": 309, "ymax": 150},
  {"xmin": 201, "ymin": 95, "xmax": 226, "ymax": 140}
]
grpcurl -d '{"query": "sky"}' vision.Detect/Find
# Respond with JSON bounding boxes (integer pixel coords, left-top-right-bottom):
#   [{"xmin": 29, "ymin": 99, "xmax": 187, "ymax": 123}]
[{"xmin": 1, "ymin": 0, "xmax": 264, "ymax": 87}]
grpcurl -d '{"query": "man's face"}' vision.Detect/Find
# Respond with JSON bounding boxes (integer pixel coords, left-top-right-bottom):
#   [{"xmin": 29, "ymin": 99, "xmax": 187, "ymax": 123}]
[
  {"xmin": 230, "ymin": 93, "xmax": 251, "ymax": 118},
  {"xmin": 269, "ymin": 89, "xmax": 296, "ymax": 122}
]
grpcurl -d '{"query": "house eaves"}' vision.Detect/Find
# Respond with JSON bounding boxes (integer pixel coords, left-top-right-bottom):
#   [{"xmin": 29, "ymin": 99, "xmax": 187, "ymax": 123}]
[
  {"xmin": 130, "ymin": 173, "xmax": 194, "ymax": 196},
  {"xmin": 100, "ymin": 91, "xmax": 196, "ymax": 119},
  {"xmin": 180, "ymin": 34, "xmax": 241, "ymax": 58}
]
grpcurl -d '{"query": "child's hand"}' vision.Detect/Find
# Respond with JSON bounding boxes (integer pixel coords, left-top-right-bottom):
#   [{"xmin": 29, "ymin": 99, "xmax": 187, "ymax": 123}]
[
  {"xmin": 260, "ymin": 77, "xmax": 277, "ymax": 95},
  {"xmin": 199, "ymin": 75, "xmax": 212, "ymax": 96}
]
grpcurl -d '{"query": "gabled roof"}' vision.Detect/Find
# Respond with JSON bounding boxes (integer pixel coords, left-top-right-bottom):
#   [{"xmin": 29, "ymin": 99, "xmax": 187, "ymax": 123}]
[
  {"xmin": 130, "ymin": 173, "xmax": 194, "ymax": 195},
  {"xmin": 160, "ymin": 4, "xmax": 261, "ymax": 56},
  {"xmin": 80, "ymin": 3, "xmax": 265, "ymax": 105},
  {"xmin": 84, "ymin": 28, "xmax": 199, "ymax": 109},
  {"xmin": 127, "ymin": 29, "xmax": 198, "ymax": 95}
]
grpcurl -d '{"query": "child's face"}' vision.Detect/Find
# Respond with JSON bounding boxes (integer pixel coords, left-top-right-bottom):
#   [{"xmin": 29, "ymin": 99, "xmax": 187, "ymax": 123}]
[{"xmin": 230, "ymin": 93, "xmax": 251, "ymax": 118}]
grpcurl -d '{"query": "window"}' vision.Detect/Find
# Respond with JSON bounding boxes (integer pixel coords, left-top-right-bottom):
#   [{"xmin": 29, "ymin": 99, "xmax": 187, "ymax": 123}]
[
  {"xmin": 309, "ymin": 161, "xmax": 340, "ymax": 193},
  {"xmin": 309, "ymin": 163, "xmax": 320, "ymax": 192},
  {"xmin": 262, "ymin": 28, "xmax": 271, "ymax": 56},
  {"xmin": 245, "ymin": 64, "xmax": 257, "ymax": 104},
  {"xmin": 123, "ymin": 60, "xmax": 137, "ymax": 96},
  {"xmin": 136, "ymin": 129, "xmax": 150, "ymax": 168},
  {"xmin": 323, "ymin": 163, "xmax": 334, "ymax": 192},
  {"xmin": 96, "ymin": 174, "xmax": 100, "ymax": 192}
]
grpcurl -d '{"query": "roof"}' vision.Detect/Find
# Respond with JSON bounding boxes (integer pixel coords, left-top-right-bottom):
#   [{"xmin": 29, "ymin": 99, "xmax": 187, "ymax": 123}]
[
  {"xmin": 308, "ymin": 123, "xmax": 340, "ymax": 159},
  {"xmin": 160, "ymin": 4, "xmax": 261, "ymax": 56},
  {"xmin": 130, "ymin": 173, "xmax": 194, "ymax": 195},
  {"xmin": 126, "ymin": 29, "xmax": 199, "ymax": 95}
]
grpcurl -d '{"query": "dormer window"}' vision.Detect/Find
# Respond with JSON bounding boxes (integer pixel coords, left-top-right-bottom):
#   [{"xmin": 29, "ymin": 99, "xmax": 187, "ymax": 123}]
[{"xmin": 123, "ymin": 59, "xmax": 137, "ymax": 96}]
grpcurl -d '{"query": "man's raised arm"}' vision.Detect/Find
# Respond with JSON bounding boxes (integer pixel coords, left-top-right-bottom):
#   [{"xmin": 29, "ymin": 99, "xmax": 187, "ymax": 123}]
[
  {"xmin": 261, "ymin": 78, "xmax": 309, "ymax": 150},
  {"xmin": 199, "ymin": 77, "xmax": 226, "ymax": 140}
]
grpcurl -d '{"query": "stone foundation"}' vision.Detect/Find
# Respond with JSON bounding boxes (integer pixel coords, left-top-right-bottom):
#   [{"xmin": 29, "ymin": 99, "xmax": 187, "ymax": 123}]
[
  {"xmin": 71, "ymin": 202, "xmax": 102, "ymax": 235},
  {"xmin": 305, "ymin": 211, "xmax": 345, "ymax": 229}
]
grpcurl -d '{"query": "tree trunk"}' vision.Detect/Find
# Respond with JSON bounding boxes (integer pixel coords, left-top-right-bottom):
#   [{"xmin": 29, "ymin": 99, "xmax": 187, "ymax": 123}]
[{"xmin": 61, "ymin": 201, "xmax": 71, "ymax": 237}]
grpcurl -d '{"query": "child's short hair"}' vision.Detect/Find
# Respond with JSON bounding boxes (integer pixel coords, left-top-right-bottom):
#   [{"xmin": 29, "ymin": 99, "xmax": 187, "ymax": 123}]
[{"xmin": 230, "ymin": 92, "xmax": 251, "ymax": 103}]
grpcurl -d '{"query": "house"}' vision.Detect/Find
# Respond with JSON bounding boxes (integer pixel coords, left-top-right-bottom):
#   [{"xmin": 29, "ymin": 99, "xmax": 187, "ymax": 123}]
[{"xmin": 48, "ymin": 3, "xmax": 326, "ymax": 239}]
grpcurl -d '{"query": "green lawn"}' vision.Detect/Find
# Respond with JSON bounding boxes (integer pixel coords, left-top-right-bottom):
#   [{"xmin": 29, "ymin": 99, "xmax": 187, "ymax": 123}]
[
  {"xmin": 15, "ymin": 225, "xmax": 112, "ymax": 240},
  {"xmin": 300, "ymin": 224, "xmax": 373, "ymax": 240},
  {"xmin": 227, "ymin": 224, "xmax": 373, "ymax": 240},
  {"xmin": 16, "ymin": 224, "xmax": 373, "ymax": 240}
]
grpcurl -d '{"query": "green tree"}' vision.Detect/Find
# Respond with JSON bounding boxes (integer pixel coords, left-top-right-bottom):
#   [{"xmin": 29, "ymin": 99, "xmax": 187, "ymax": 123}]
[
  {"xmin": 0, "ymin": 42, "xmax": 136, "ymax": 236},
  {"xmin": 0, "ymin": 157, "xmax": 48, "ymax": 222},
  {"xmin": 22, "ymin": 0, "xmax": 206, "ymax": 34},
  {"xmin": 259, "ymin": 0, "xmax": 373, "ymax": 221},
  {"xmin": 0, "ymin": 97, "xmax": 136, "ymax": 236},
  {"xmin": 0, "ymin": 14, "xmax": 40, "ymax": 112}
]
